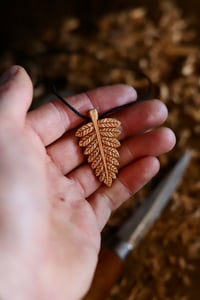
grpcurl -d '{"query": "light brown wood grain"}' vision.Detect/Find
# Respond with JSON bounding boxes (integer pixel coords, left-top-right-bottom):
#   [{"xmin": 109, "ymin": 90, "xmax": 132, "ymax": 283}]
[{"xmin": 75, "ymin": 109, "xmax": 121, "ymax": 187}]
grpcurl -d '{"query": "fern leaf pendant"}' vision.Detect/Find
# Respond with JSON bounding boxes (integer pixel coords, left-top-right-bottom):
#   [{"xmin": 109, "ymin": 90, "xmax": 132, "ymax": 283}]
[{"xmin": 75, "ymin": 109, "xmax": 121, "ymax": 187}]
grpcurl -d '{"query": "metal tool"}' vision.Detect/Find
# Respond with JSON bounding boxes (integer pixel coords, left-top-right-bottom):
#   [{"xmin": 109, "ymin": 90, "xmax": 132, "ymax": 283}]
[{"xmin": 84, "ymin": 150, "xmax": 192, "ymax": 300}]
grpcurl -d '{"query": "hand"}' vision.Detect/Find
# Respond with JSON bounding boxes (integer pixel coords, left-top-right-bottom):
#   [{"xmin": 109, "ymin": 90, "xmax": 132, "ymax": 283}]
[{"xmin": 0, "ymin": 66, "xmax": 175, "ymax": 300}]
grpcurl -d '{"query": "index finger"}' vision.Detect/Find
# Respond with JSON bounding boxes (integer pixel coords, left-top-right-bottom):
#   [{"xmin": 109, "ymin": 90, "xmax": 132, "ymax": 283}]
[{"xmin": 27, "ymin": 84, "xmax": 137, "ymax": 146}]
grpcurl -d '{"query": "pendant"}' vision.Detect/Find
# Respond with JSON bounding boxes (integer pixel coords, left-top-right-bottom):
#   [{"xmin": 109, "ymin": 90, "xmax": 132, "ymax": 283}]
[{"xmin": 75, "ymin": 109, "xmax": 121, "ymax": 187}]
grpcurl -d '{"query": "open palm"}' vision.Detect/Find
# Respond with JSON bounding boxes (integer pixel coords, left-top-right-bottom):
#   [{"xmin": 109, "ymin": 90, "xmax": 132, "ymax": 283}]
[{"xmin": 0, "ymin": 66, "xmax": 175, "ymax": 300}]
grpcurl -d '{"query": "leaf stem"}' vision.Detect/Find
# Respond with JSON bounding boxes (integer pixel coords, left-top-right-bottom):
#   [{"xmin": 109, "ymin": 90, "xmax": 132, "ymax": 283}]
[{"xmin": 89, "ymin": 109, "xmax": 109, "ymax": 182}]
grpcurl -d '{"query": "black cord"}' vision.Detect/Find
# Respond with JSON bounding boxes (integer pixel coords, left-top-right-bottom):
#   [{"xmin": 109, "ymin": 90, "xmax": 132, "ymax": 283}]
[
  {"xmin": 100, "ymin": 70, "xmax": 152, "ymax": 118},
  {"xmin": 51, "ymin": 49, "xmax": 153, "ymax": 120},
  {"xmin": 51, "ymin": 75, "xmax": 152, "ymax": 120},
  {"xmin": 51, "ymin": 84, "xmax": 91, "ymax": 121}
]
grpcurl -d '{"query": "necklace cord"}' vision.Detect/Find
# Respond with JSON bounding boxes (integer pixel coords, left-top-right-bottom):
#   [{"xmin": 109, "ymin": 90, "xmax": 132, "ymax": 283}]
[
  {"xmin": 51, "ymin": 84, "xmax": 91, "ymax": 121},
  {"xmin": 51, "ymin": 49, "xmax": 153, "ymax": 120}
]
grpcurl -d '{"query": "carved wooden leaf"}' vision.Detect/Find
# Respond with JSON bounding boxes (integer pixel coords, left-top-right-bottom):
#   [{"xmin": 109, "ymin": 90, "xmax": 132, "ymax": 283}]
[
  {"xmin": 79, "ymin": 133, "xmax": 96, "ymax": 147},
  {"xmin": 75, "ymin": 122, "xmax": 94, "ymax": 136},
  {"xmin": 75, "ymin": 109, "xmax": 121, "ymax": 187}
]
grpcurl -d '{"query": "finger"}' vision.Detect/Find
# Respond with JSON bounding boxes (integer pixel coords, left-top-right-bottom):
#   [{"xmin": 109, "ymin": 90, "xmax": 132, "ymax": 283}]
[
  {"xmin": 119, "ymin": 127, "xmax": 176, "ymax": 166},
  {"xmin": 118, "ymin": 99, "xmax": 168, "ymax": 136},
  {"xmin": 27, "ymin": 84, "xmax": 137, "ymax": 146},
  {"xmin": 0, "ymin": 66, "xmax": 33, "ymax": 125},
  {"xmin": 89, "ymin": 156, "xmax": 160, "ymax": 230},
  {"xmin": 67, "ymin": 127, "xmax": 175, "ymax": 197},
  {"xmin": 47, "ymin": 100, "xmax": 168, "ymax": 174}
]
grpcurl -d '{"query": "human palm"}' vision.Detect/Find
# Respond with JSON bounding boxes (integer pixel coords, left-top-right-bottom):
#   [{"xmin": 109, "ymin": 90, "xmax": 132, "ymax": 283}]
[{"xmin": 0, "ymin": 66, "xmax": 175, "ymax": 300}]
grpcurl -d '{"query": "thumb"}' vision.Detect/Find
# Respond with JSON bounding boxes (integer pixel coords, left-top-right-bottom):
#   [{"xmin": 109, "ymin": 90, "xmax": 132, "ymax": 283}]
[{"xmin": 0, "ymin": 65, "xmax": 33, "ymax": 125}]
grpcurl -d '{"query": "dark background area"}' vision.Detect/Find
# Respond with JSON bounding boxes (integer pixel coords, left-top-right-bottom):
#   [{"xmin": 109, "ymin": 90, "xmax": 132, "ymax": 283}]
[{"xmin": 0, "ymin": 0, "xmax": 199, "ymax": 50}]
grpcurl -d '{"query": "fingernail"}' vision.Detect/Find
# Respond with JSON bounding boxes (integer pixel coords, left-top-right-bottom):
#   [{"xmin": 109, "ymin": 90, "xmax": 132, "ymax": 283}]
[{"xmin": 0, "ymin": 65, "xmax": 19, "ymax": 86}]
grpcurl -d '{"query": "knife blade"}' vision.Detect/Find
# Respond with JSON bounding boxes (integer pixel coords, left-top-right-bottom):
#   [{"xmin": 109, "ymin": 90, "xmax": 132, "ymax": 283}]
[
  {"xmin": 84, "ymin": 150, "xmax": 192, "ymax": 300},
  {"xmin": 112, "ymin": 149, "xmax": 192, "ymax": 258}
]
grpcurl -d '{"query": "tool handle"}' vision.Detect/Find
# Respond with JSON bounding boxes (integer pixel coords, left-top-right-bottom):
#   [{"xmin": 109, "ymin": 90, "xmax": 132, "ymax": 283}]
[
  {"xmin": 83, "ymin": 248, "xmax": 124, "ymax": 300},
  {"xmin": 84, "ymin": 248, "xmax": 124, "ymax": 300}
]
